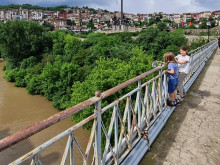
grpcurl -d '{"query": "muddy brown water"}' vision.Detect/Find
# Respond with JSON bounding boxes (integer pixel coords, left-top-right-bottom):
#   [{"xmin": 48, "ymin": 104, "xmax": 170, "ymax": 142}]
[{"xmin": 0, "ymin": 59, "xmax": 90, "ymax": 165}]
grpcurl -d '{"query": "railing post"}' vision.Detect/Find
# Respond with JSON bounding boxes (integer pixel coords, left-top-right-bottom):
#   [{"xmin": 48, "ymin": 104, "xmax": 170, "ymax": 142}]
[
  {"xmin": 163, "ymin": 73, "xmax": 168, "ymax": 107},
  {"xmin": 137, "ymin": 80, "xmax": 141, "ymax": 127},
  {"xmin": 114, "ymin": 104, "xmax": 119, "ymax": 163},
  {"xmin": 159, "ymin": 68, "xmax": 163, "ymax": 112},
  {"xmin": 70, "ymin": 132, "xmax": 74, "ymax": 165},
  {"xmin": 94, "ymin": 91, "xmax": 102, "ymax": 165},
  {"xmin": 152, "ymin": 80, "xmax": 157, "ymax": 118}
]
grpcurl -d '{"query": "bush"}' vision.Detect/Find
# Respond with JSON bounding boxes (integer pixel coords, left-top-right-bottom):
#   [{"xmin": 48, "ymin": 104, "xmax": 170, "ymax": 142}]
[
  {"xmin": 4, "ymin": 69, "xmax": 17, "ymax": 82},
  {"xmin": 0, "ymin": 21, "xmax": 52, "ymax": 68}
]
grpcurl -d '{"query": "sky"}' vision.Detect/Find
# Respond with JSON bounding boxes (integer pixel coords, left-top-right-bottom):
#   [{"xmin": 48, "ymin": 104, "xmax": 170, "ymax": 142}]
[{"xmin": 0, "ymin": 0, "xmax": 220, "ymax": 14}]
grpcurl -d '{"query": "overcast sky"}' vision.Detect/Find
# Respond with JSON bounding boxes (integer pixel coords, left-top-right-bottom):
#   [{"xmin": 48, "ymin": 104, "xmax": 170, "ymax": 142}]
[{"xmin": 0, "ymin": 0, "xmax": 220, "ymax": 14}]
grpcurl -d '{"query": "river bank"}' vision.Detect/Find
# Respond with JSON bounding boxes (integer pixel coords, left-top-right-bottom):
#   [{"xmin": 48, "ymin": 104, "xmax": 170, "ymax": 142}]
[{"xmin": 0, "ymin": 59, "xmax": 89, "ymax": 165}]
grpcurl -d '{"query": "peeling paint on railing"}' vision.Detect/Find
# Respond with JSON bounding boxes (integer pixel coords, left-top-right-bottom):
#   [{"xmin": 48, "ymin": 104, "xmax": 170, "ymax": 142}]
[{"xmin": 0, "ymin": 40, "xmax": 217, "ymax": 165}]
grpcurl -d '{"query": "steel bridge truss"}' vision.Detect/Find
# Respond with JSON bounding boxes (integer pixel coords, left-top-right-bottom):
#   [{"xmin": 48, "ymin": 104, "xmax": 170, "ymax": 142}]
[{"xmin": 0, "ymin": 40, "xmax": 217, "ymax": 165}]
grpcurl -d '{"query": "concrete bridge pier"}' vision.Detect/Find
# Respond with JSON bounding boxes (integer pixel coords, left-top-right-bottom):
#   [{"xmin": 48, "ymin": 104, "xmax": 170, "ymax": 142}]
[{"xmin": 140, "ymin": 48, "xmax": 220, "ymax": 165}]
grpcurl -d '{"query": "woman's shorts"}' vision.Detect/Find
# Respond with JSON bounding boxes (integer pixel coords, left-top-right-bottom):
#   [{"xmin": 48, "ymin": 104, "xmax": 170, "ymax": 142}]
[{"xmin": 168, "ymin": 78, "xmax": 178, "ymax": 94}]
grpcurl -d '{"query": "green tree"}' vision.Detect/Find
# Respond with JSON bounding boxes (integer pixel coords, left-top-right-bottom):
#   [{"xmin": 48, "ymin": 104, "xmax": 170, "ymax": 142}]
[
  {"xmin": 157, "ymin": 22, "xmax": 169, "ymax": 31},
  {"xmin": 135, "ymin": 27, "xmax": 160, "ymax": 51},
  {"xmin": 169, "ymin": 29, "xmax": 187, "ymax": 47},
  {"xmin": 81, "ymin": 32, "xmax": 105, "ymax": 48},
  {"xmin": 91, "ymin": 35, "xmax": 122, "ymax": 60},
  {"xmin": 150, "ymin": 31, "xmax": 172, "ymax": 56},
  {"xmin": 0, "ymin": 21, "xmax": 52, "ymax": 69},
  {"xmin": 43, "ymin": 21, "xmax": 55, "ymax": 31},
  {"xmin": 68, "ymin": 9, "xmax": 73, "ymax": 14},
  {"xmin": 199, "ymin": 18, "xmax": 208, "ymax": 29},
  {"xmin": 148, "ymin": 18, "xmax": 157, "ymax": 26},
  {"xmin": 163, "ymin": 18, "xmax": 171, "ymax": 23},
  {"xmin": 63, "ymin": 34, "xmax": 81, "ymax": 62},
  {"xmin": 67, "ymin": 19, "xmax": 76, "ymax": 26},
  {"xmin": 52, "ymin": 30, "xmax": 73, "ymax": 56},
  {"xmin": 87, "ymin": 19, "xmax": 96, "ymax": 29}
]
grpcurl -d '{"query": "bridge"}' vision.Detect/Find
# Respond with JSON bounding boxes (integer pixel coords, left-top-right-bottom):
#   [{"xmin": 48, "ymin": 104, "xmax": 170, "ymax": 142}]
[
  {"xmin": 0, "ymin": 40, "xmax": 218, "ymax": 165},
  {"xmin": 140, "ymin": 44, "xmax": 220, "ymax": 164}
]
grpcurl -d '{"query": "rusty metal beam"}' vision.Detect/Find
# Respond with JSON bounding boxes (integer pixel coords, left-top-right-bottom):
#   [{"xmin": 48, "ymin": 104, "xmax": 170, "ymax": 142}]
[
  {"xmin": 0, "ymin": 65, "xmax": 164, "ymax": 152},
  {"xmin": 101, "ymin": 66, "xmax": 164, "ymax": 99},
  {"xmin": 0, "ymin": 97, "xmax": 97, "ymax": 152}
]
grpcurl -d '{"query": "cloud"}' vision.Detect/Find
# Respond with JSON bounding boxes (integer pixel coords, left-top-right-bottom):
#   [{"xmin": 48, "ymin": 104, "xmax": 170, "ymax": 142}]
[
  {"xmin": 0, "ymin": 0, "xmax": 117, "ymax": 7},
  {"xmin": 194, "ymin": 0, "xmax": 220, "ymax": 11},
  {"xmin": 0, "ymin": 0, "xmax": 219, "ymax": 14}
]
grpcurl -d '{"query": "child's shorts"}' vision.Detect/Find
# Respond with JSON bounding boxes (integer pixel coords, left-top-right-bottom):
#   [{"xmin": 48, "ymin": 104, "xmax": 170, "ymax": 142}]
[{"xmin": 168, "ymin": 78, "xmax": 178, "ymax": 94}]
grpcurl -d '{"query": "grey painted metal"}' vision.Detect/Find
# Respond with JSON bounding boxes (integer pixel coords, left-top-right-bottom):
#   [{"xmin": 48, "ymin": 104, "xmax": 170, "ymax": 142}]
[
  {"xmin": 70, "ymin": 133, "xmax": 74, "ymax": 165},
  {"xmin": 114, "ymin": 104, "xmax": 119, "ymax": 164},
  {"xmin": 0, "ymin": 67, "xmax": 162, "ymax": 152},
  {"xmin": 121, "ymin": 106, "xmax": 175, "ymax": 165},
  {"xmin": 1, "ymin": 40, "xmax": 217, "ymax": 165},
  {"xmin": 122, "ymin": 40, "xmax": 218, "ymax": 165},
  {"xmin": 95, "ymin": 100, "xmax": 102, "ymax": 165}
]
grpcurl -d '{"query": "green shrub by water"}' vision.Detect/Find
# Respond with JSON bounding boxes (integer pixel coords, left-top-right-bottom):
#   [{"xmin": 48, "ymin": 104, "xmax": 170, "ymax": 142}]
[{"xmin": 0, "ymin": 21, "xmax": 206, "ymax": 137}]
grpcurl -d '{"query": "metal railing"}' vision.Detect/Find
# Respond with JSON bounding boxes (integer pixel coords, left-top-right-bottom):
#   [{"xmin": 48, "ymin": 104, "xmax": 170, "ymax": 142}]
[
  {"xmin": 184, "ymin": 40, "xmax": 217, "ymax": 91},
  {"xmin": 0, "ymin": 40, "xmax": 217, "ymax": 165},
  {"xmin": 121, "ymin": 40, "xmax": 217, "ymax": 165}
]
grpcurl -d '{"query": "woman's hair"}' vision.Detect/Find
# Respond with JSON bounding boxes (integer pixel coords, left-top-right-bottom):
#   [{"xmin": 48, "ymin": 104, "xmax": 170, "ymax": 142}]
[
  {"xmin": 179, "ymin": 46, "xmax": 188, "ymax": 54},
  {"xmin": 164, "ymin": 52, "xmax": 176, "ymax": 63}
]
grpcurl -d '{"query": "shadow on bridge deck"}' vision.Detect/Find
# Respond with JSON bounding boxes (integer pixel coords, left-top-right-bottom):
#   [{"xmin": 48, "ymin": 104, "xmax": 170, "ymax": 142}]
[{"xmin": 140, "ymin": 49, "xmax": 220, "ymax": 165}]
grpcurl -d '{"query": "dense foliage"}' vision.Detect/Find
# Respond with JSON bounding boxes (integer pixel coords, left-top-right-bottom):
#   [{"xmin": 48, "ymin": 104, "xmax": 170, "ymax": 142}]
[
  {"xmin": 0, "ymin": 21, "xmax": 52, "ymax": 69},
  {"xmin": 0, "ymin": 21, "xmax": 207, "ymax": 131}
]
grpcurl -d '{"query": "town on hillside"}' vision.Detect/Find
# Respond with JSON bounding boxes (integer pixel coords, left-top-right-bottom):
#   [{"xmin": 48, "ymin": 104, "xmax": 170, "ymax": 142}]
[{"xmin": 0, "ymin": 4, "xmax": 220, "ymax": 32}]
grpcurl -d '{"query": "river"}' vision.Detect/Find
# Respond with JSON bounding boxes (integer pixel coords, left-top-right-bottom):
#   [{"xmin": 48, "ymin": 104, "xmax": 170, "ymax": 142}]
[{"xmin": 0, "ymin": 59, "xmax": 90, "ymax": 165}]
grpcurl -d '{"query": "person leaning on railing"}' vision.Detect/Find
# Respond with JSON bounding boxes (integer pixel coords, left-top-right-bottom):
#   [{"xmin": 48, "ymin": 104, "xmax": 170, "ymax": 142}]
[
  {"xmin": 164, "ymin": 52, "xmax": 180, "ymax": 106},
  {"xmin": 175, "ymin": 46, "xmax": 190, "ymax": 101}
]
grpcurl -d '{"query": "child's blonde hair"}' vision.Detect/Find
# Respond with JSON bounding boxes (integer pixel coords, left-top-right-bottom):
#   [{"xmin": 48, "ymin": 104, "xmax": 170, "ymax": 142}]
[{"xmin": 164, "ymin": 52, "xmax": 176, "ymax": 63}]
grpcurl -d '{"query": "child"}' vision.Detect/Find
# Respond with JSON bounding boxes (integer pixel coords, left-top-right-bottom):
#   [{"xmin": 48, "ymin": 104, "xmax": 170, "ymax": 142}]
[
  {"xmin": 175, "ymin": 46, "xmax": 190, "ymax": 101},
  {"xmin": 164, "ymin": 52, "xmax": 179, "ymax": 106}
]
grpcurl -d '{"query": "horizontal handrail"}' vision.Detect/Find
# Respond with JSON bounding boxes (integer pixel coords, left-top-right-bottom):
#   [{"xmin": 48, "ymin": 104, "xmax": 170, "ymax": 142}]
[
  {"xmin": 188, "ymin": 40, "xmax": 216, "ymax": 56},
  {"xmin": 0, "ymin": 39, "xmax": 217, "ymax": 165},
  {"xmin": 0, "ymin": 64, "xmax": 165, "ymax": 152}
]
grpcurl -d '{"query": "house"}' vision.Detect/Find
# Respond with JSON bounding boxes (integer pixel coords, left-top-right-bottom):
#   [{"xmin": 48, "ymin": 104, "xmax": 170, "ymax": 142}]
[
  {"xmin": 29, "ymin": 10, "xmax": 43, "ymax": 21},
  {"xmin": 191, "ymin": 13, "xmax": 200, "ymax": 21},
  {"xmin": 162, "ymin": 13, "xmax": 168, "ymax": 19},
  {"xmin": 52, "ymin": 18, "xmax": 67, "ymax": 29},
  {"xmin": 200, "ymin": 11, "xmax": 211, "ymax": 19},
  {"xmin": 58, "ymin": 12, "xmax": 68, "ymax": 19},
  {"xmin": 182, "ymin": 13, "xmax": 192, "ymax": 22},
  {"xmin": 0, "ymin": 10, "xmax": 5, "ymax": 21},
  {"xmin": 173, "ymin": 14, "xmax": 181, "ymax": 24},
  {"xmin": 212, "ymin": 10, "xmax": 220, "ymax": 18},
  {"xmin": 168, "ymin": 14, "xmax": 174, "ymax": 22},
  {"xmin": 5, "ymin": 9, "xmax": 19, "ymax": 20},
  {"xmin": 19, "ymin": 8, "xmax": 28, "ymax": 20},
  {"xmin": 71, "ymin": 14, "xmax": 81, "ymax": 26}
]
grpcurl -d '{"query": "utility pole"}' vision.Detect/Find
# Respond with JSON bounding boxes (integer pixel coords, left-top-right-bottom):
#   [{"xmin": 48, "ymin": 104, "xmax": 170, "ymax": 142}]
[
  {"xmin": 121, "ymin": 0, "xmax": 123, "ymax": 30},
  {"xmin": 206, "ymin": 21, "xmax": 211, "ymax": 42}
]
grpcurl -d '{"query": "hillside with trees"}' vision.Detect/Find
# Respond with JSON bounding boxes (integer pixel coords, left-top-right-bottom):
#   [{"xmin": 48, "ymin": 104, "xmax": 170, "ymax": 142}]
[{"xmin": 0, "ymin": 20, "xmax": 207, "ymax": 127}]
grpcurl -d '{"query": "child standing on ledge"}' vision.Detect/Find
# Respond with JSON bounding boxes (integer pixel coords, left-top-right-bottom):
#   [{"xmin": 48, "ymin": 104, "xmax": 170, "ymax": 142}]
[{"xmin": 164, "ymin": 52, "xmax": 179, "ymax": 106}]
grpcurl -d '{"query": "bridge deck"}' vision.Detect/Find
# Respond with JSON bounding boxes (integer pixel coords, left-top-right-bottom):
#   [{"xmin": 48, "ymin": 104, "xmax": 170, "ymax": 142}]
[{"xmin": 140, "ymin": 48, "xmax": 220, "ymax": 165}]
